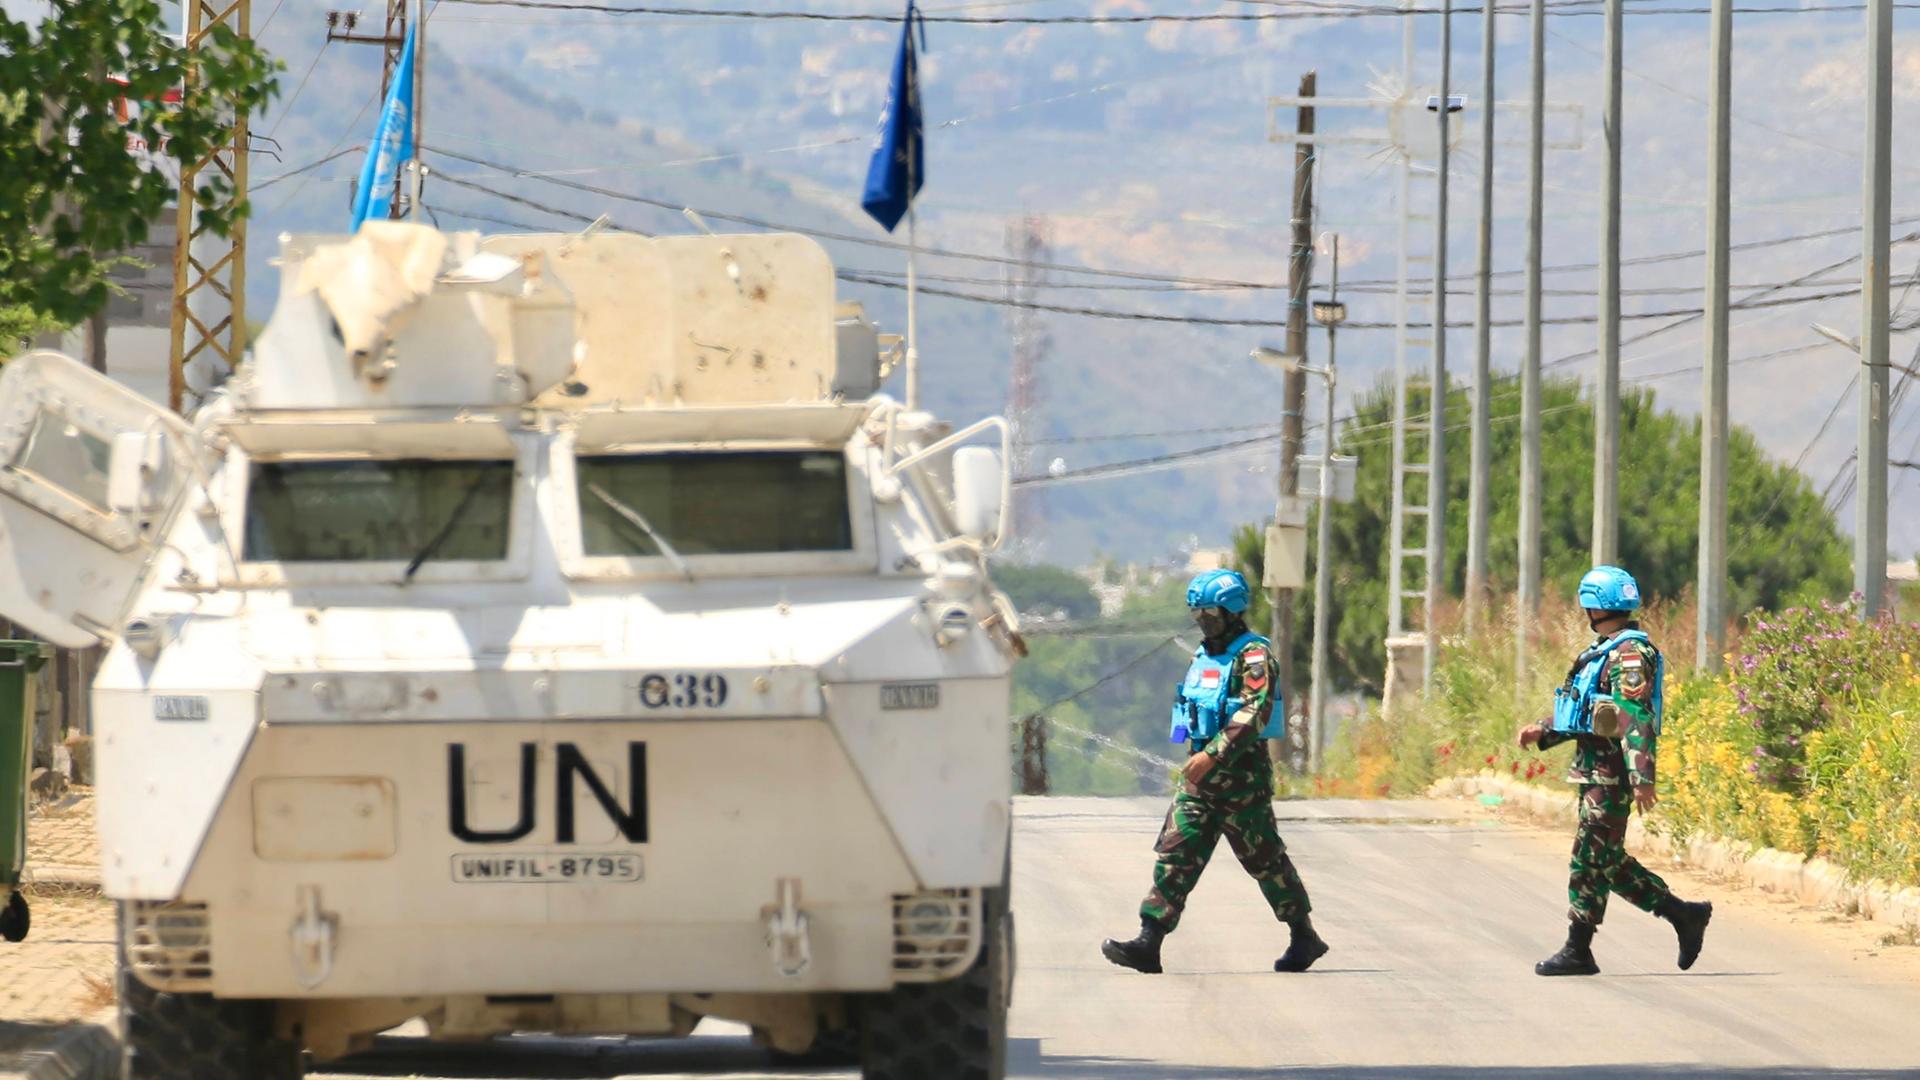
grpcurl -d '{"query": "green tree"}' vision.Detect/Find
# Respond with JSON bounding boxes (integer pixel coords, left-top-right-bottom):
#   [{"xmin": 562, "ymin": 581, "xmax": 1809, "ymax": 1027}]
[
  {"xmin": 1235, "ymin": 375, "xmax": 1851, "ymax": 693},
  {"xmin": 1, "ymin": 0, "xmax": 279, "ymax": 348},
  {"xmin": 1008, "ymin": 575, "xmax": 1192, "ymax": 795},
  {"xmin": 991, "ymin": 561, "xmax": 1101, "ymax": 621}
]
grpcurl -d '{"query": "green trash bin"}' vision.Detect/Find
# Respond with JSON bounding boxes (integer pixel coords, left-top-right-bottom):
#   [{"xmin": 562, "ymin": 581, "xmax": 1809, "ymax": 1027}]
[{"xmin": 0, "ymin": 640, "xmax": 48, "ymax": 943}]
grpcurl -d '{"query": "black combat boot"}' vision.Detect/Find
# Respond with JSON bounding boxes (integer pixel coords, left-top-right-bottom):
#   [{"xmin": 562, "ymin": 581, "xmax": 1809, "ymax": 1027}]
[
  {"xmin": 1534, "ymin": 921, "xmax": 1600, "ymax": 976},
  {"xmin": 1658, "ymin": 896, "xmax": 1713, "ymax": 970},
  {"xmin": 1273, "ymin": 914, "xmax": 1330, "ymax": 973},
  {"xmin": 1101, "ymin": 917, "xmax": 1166, "ymax": 974}
]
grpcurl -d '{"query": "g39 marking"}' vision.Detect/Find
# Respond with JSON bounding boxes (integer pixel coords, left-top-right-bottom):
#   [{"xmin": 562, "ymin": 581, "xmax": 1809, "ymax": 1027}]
[{"xmin": 638, "ymin": 672, "xmax": 729, "ymax": 709}]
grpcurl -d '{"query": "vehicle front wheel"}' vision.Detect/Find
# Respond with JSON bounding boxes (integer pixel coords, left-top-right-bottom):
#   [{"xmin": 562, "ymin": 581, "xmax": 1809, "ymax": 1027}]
[
  {"xmin": 859, "ymin": 889, "xmax": 1009, "ymax": 1080},
  {"xmin": 119, "ymin": 961, "xmax": 303, "ymax": 1080}
]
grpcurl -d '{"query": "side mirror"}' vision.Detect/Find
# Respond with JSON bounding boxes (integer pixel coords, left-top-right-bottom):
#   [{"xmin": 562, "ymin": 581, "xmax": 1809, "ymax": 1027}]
[
  {"xmin": 952, "ymin": 446, "xmax": 1005, "ymax": 544},
  {"xmin": 107, "ymin": 430, "xmax": 166, "ymax": 516}
]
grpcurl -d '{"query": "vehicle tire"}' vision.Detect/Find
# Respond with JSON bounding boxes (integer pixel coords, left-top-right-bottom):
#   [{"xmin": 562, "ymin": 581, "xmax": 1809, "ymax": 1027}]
[
  {"xmin": 119, "ymin": 958, "xmax": 304, "ymax": 1080},
  {"xmin": 0, "ymin": 890, "xmax": 29, "ymax": 943},
  {"xmin": 860, "ymin": 889, "xmax": 1009, "ymax": 1080}
]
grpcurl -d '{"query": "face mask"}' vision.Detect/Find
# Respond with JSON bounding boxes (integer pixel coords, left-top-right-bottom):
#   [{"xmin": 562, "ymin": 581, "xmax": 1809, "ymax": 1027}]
[{"xmin": 1194, "ymin": 607, "xmax": 1229, "ymax": 640}]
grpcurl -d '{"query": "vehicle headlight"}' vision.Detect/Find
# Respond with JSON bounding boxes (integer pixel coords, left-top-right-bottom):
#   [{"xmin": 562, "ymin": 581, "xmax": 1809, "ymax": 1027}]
[
  {"xmin": 934, "ymin": 603, "xmax": 973, "ymax": 648},
  {"xmin": 903, "ymin": 898, "xmax": 958, "ymax": 942}
]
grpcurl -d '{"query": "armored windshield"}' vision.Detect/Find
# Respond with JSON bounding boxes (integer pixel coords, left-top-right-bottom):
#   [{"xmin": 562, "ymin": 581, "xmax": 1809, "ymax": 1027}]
[
  {"xmin": 244, "ymin": 459, "xmax": 514, "ymax": 563},
  {"xmin": 577, "ymin": 450, "xmax": 852, "ymax": 557}
]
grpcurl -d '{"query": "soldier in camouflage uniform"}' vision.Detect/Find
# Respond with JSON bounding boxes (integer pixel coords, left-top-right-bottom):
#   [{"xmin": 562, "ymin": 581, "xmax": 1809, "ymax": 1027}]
[
  {"xmin": 1101, "ymin": 569, "xmax": 1328, "ymax": 975},
  {"xmin": 1518, "ymin": 565, "xmax": 1714, "ymax": 976}
]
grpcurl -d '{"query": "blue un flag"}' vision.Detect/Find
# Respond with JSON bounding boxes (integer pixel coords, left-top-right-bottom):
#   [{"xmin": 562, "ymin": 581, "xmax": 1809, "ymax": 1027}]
[
  {"xmin": 860, "ymin": 3, "xmax": 925, "ymax": 233},
  {"xmin": 349, "ymin": 22, "xmax": 419, "ymax": 231}
]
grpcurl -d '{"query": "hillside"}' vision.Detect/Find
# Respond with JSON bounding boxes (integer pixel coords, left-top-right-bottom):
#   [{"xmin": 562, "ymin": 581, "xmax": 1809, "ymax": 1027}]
[{"xmin": 242, "ymin": 0, "xmax": 1920, "ymax": 562}]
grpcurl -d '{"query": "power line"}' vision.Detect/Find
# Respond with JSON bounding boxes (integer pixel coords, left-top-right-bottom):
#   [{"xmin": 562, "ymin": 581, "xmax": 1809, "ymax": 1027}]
[
  {"xmin": 264, "ymin": 86, "xmax": 382, "ymax": 215},
  {"xmin": 846, "ymin": 272, "xmax": 1860, "ymax": 330},
  {"xmin": 1541, "ymin": 241, "xmax": 1907, "ymax": 370},
  {"xmin": 435, "ymin": 173, "xmax": 653, "ymax": 232},
  {"xmin": 253, "ymin": 146, "xmax": 362, "ymax": 191},
  {"xmin": 436, "ymin": 0, "xmax": 1919, "ymax": 20},
  {"xmin": 433, "ymin": 205, "xmax": 551, "ymax": 231},
  {"xmin": 848, "ymin": 267, "xmax": 1255, "ymax": 293},
  {"xmin": 1024, "ymin": 636, "xmax": 1181, "ymax": 714},
  {"xmin": 257, "ymin": 0, "xmax": 293, "ymax": 36},
  {"xmin": 1327, "ymin": 216, "xmax": 1920, "ymax": 293},
  {"xmin": 265, "ymin": 39, "xmax": 332, "ymax": 141},
  {"xmin": 432, "ymin": 145, "xmax": 1920, "ymax": 300},
  {"xmin": 1026, "ymin": 422, "xmax": 1285, "ymax": 446}
]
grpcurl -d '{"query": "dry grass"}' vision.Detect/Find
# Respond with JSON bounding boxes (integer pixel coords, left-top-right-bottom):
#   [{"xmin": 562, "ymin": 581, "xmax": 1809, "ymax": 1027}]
[
  {"xmin": 20, "ymin": 881, "xmax": 104, "ymax": 902},
  {"xmin": 1882, "ymin": 925, "xmax": 1920, "ymax": 948},
  {"xmin": 76, "ymin": 971, "xmax": 116, "ymax": 1012}
]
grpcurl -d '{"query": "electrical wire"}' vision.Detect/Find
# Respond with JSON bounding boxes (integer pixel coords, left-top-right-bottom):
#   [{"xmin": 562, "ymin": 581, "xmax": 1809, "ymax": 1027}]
[
  {"xmin": 844, "ymin": 272, "xmax": 1860, "ymax": 330},
  {"xmin": 1023, "ymin": 637, "xmax": 1181, "ymax": 714},
  {"xmin": 432, "ymin": 145, "xmax": 1920, "ymax": 299},
  {"xmin": 435, "ymin": 0, "xmax": 1920, "ymax": 20},
  {"xmin": 265, "ymin": 40, "xmax": 332, "ymax": 141},
  {"xmin": 435, "ymin": 172, "xmax": 650, "ymax": 231},
  {"xmin": 253, "ymin": 145, "xmax": 362, "ymax": 191},
  {"xmin": 1026, "ymin": 422, "xmax": 1285, "ymax": 446},
  {"xmin": 1541, "ymin": 241, "xmax": 1910, "ymax": 370},
  {"xmin": 264, "ymin": 86, "xmax": 382, "ymax": 215}
]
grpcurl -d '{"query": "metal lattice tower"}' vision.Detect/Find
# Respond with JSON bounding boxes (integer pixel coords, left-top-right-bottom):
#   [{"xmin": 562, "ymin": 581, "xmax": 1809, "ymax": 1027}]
[
  {"xmin": 167, "ymin": 0, "xmax": 252, "ymax": 412},
  {"xmin": 1004, "ymin": 215, "xmax": 1052, "ymax": 554},
  {"xmin": 1387, "ymin": 8, "xmax": 1437, "ymax": 645}
]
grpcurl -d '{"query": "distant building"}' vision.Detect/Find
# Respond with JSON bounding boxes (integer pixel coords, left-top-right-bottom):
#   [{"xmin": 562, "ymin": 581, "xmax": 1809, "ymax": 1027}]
[
  {"xmin": 54, "ymin": 215, "xmax": 174, "ymax": 405},
  {"xmin": 1185, "ymin": 548, "xmax": 1231, "ymax": 573}
]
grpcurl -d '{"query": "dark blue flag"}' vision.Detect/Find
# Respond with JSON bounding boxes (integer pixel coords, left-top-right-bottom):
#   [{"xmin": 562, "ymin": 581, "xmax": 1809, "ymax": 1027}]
[{"xmin": 861, "ymin": 3, "xmax": 926, "ymax": 233}]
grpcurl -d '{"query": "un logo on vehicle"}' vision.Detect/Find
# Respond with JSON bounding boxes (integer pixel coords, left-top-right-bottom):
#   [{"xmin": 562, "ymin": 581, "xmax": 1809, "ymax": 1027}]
[{"xmin": 446, "ymin": 742, "xmax": 648, "ymax": 845}]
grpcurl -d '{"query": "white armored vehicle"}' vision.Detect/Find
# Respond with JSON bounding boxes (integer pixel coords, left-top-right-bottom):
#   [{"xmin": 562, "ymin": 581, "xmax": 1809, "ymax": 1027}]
[{"xmin": 0, "ymin": 224, "xmax": 1020, "ymax": 1078}]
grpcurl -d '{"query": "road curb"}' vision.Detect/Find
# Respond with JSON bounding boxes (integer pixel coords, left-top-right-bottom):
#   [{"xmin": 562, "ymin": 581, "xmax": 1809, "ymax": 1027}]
[
  {"xmin": 1432, "ymin": 772, "xmax": 1920, "ymax": 933},
  {"xmin": 0, "ymin": 1015, "xmax": 116, "ymax": 1080}
]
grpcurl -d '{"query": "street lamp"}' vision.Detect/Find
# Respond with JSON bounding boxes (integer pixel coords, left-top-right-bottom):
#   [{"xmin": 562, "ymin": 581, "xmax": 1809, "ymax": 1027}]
[
  {"xmin": 1250, "ymin": 246, "xmax": 1349, "ymax": 772},
  {"xmin": 1312, "ymin": 300, "xmax": 1349, "ymax": 327},
  {"xmin": 1304, "ymin": 234, "xmax": 1343, "ymax": 773},
  {"xmin": 1812, "ymin": 322, "xmax": 1861, "ymax": 353}
]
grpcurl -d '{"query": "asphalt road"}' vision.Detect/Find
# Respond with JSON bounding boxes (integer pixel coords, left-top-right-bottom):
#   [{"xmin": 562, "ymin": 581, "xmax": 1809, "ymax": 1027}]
[{"xmin": 318, "ymin": 796, "xmax": 1920, "ymax": 1079}]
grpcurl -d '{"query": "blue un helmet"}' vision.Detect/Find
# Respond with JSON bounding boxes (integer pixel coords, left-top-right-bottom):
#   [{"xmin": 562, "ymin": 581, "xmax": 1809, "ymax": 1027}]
[
  {"xmin": 1577, "ymin": 565, "xmax": 1642, "ymax": 613},
  {"xmin": 1186, "ymin": 568, "xmax": 1251, "ymax": 614}
]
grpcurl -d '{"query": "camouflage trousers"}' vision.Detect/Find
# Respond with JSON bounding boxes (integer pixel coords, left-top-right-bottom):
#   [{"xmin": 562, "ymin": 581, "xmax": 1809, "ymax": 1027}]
[
  {"xmin": 1568, "ymin": 783, "xmax": 1671, "ymax": 925},
  {"xmin": 1139, "ymin": 788, "xmax": 1312, "ymax": 932}
]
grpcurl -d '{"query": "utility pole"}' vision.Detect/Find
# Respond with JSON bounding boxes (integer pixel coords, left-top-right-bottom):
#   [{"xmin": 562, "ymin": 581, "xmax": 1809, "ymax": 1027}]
[
  {"xmin": 1465, "ymin": 0, "xmax": 1496, "ymax": 635},
  {"xmin": 1309, "ymin": 235, "xmax": 1346, "ymax": 773},
  {"xmin": 1517, "ymin": 0, "xmax": 1546, "ymax": 674},
  {"xmin": 1423, "ymin": 0, "xmax": 1453, "ymax": 691},
  {"xmin": 1700, "ymin": 0, "xmax": 1732, "ymax": 671},
  {"xmin": 408, "ymin": 0, "xmax": 427, "ymax": 216},
  {"xmin": 1860, "ymin": 0, "xmax": 1892, "ymax": 617},
  {"xmin": 1004, "ymin": 216, "xmax": 1053, "ymax": 556},
  {"xmin": 168, "ymin": 0, "xmax": 254, "ymax": 413},
  {"xmin": 1271, "ymin": 70, "xmax": 1316, "ymax": 768},
  {"xmin": 326, "ymin": 0, "xmax": 418, "ymax": 216},
  {"xmin": 1594, "ymin": 0, "xmax": 1623, "ymax": 565}
]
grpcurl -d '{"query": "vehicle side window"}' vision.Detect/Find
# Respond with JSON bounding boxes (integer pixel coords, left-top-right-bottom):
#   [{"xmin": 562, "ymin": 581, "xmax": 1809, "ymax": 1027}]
[{"xmin": 11, "ymin": 409, "xmax": 113, "ymax": 515}]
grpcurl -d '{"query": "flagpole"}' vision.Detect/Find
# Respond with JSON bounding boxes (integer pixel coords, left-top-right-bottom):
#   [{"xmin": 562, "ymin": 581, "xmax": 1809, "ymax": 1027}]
[
  {"xmin": 906, "ymin": 196, "xmax": 920, "ymax": 411},
  {"xmin": 409, "ymin": 0, "xmax": 425, "ymax": 218}
]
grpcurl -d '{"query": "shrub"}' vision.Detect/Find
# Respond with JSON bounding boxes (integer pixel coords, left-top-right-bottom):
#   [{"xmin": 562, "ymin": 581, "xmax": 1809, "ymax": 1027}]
[{"xmin": 1729, "ymin": 600, "xmax": 1920, "ymax": 790}]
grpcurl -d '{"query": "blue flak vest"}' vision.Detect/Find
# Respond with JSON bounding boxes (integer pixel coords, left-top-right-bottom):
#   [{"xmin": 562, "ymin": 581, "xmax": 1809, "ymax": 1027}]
[
  {"xmin": 1550, "ymin": 628, "xmax": 1664, "ymax": 737},
  {"xmin": 1169, "ymin": 631, "xmax": 1285, "ymax": 745}
]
